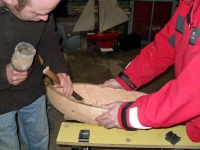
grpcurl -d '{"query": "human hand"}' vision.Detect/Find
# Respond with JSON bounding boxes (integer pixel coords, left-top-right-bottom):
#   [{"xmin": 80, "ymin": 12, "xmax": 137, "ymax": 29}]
[
  {"xmin": 6, "ymin": 63, "xmax": 28, "ymax": 85},
  {"xmin": 95, "ymin": 101, "xmax": 123, "ymax": 129},
  {"xmin": 99, "ymin": 79, "xmax": 123, "ymax": 89},
  {"xmin": 54, "ymin": 73, "xmax": 74, "ymax": 96}
]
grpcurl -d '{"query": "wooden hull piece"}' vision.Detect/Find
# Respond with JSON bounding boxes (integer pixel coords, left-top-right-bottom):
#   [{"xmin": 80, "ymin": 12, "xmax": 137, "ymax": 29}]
[{"xmin": 46, "ymin": 83, "xmax": 146, "ymax": 125}]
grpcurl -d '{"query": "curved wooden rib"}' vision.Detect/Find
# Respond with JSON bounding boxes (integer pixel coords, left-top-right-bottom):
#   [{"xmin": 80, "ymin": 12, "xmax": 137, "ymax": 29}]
[{"xmin": 46, "ymin": 83, "xmax": 146, "ymax": 125}]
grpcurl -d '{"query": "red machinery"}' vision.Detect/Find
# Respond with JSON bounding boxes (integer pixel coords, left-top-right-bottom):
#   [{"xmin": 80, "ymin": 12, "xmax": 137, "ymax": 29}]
[{"xmin": 87, "ymin": 32, "xmax": 121, "ymax": 49}]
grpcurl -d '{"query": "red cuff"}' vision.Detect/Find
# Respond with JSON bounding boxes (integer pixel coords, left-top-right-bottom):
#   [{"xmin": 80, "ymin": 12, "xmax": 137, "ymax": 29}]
[
  {"xmin": 118, "ymin": 102, "xmax": 129, "ymax": 130},
  {"xmin": 115, "ymin": 76, "xmax": 132, "ymax": 91}
]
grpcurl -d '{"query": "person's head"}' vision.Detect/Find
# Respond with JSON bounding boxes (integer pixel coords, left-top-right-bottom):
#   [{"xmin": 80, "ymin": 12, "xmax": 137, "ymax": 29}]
[{"xmin": 3, "ymin": 0, "xmax": 60, "ymax": 21}]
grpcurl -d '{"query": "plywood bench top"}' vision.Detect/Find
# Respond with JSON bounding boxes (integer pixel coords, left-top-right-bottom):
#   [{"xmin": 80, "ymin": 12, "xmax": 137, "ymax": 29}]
[{"xmin": 57, "ymin": 122, "xmax": 200, "ymax": 149}]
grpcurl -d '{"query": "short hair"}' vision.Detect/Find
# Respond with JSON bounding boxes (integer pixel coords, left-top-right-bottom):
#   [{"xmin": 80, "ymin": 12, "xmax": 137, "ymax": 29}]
[{"xmin": 16, "ymin": 0, "xmax": 30, "ymax": 11}]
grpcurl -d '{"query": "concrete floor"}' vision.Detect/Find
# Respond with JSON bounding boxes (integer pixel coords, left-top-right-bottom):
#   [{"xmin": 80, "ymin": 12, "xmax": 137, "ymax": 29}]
[{"xmin": 48, "ymin": 45, "xmax": 175, "ymax": 150}]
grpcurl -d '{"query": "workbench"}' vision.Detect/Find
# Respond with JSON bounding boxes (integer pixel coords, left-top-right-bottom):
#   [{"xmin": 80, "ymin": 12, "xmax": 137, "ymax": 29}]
[{"xmin": 57, "ymin": 122, "xmax": 200, "ymax": 149}]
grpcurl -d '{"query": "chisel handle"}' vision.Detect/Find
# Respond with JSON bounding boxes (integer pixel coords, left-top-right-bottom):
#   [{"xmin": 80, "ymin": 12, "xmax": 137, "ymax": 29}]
[{"xmin": 43, "ymin": 66, "xmax": 84, "ymax": 101}]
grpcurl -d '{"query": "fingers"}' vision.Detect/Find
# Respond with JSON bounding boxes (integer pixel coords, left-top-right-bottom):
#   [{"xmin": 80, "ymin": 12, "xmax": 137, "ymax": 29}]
[
  {"xmin": 98, "ymin": 117, "xmax": 111, "ymax": 128},
  {"xmin": 96, "ymin": 112, "xmax": 109, "ymax": 122},
  {"xmin": 101, "ymin": 102, "xmax": 117, "ymax": 109},
  {"xmin": 62, "ymin": 76, "xmax": 73, "ymax": 96},
  {"xmin": 95, "ymin": 104, "xmax": 115, "ymax": 124},
  {"xmin": 96, "ymin": 113, "xmax": 120, "ymax": 129},
  {"xmin": 54, "ymin": 73, "xmax": 74, "ymax": 96},
  {"xmin": 6, "ymin": 64, "xmax": 28, "ymax": 85},
  {"xmin": 99, "ymin": 80, "xmax": 110, "ymax": 88},
  {"xmin": 96, "ymin": 101, "xmax": 123, "ymax": 129},
  {"xmin": 99, "ymin": 79, "xmax": 123, "ymax": 89}
]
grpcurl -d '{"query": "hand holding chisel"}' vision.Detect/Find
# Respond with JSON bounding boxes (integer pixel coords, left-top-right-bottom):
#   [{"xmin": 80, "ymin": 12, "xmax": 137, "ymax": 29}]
[{"xmin": 39, "ymin": 55, "xmax": 84, "ymax": 101}]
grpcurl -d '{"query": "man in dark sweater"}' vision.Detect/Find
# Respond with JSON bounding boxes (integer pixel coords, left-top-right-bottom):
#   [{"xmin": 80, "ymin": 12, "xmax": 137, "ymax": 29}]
[{"xmin": 0, "ymin": 0, "xmax": 73, "ymax": 149}]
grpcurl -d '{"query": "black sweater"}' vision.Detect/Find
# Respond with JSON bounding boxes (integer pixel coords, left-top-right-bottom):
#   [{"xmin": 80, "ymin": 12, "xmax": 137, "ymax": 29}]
[{"xmin": 0, "ymin": 7, "xmax": 70, "ymax": 114}]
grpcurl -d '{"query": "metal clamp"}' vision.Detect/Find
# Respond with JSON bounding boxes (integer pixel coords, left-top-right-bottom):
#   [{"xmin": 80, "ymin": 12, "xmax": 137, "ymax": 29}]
[
  {"xmin": 165, "ymin": 131, "xmax": 181, "ymax": 145},
  {"xmin": 78, "ymin": 130, "xmax": 90, "ymax": 142}
]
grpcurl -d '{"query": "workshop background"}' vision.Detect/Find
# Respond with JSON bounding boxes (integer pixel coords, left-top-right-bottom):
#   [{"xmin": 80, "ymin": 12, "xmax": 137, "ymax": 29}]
[{"xmin": 38, "ymin": 0, "xmax": 181, "ymax": 149}]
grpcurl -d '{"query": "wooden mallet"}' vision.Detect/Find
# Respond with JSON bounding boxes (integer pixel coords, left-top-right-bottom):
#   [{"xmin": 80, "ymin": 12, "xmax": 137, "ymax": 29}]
[{"xmin": 11, "ymin": 42, "xmax": 36, "ymax": 72}]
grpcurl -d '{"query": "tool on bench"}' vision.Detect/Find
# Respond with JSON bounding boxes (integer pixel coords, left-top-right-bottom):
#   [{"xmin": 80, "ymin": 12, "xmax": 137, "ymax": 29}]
[{"xmin": 39, "ymin": 55, "xmax": 84, "ymax": 101}]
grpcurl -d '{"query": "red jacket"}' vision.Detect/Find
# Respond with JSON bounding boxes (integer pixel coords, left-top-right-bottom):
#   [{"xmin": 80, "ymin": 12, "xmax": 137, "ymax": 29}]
[{"xmin": 116, "ymin": 0, "xmax": 200, "ymax": 142}]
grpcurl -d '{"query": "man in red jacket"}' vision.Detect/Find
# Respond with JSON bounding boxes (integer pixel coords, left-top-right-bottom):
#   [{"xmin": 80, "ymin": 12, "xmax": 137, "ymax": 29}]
[{"xmin": 96, "ymin": 0, "xmax": 200, "ymax": 142}]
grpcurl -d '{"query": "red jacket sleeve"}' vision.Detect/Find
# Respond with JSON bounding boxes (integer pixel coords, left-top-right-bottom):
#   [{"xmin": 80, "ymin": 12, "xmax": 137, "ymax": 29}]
[
  {"xmin": 186, "ymin": 116, "xmax": 200, "ymax": 142},
  {"xmin": 118, "ymin": 54, "xmax": 200, "ymax": 142}
]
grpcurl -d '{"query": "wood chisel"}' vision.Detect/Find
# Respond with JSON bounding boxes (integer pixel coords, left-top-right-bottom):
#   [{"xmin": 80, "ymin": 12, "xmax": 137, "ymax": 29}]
[
  {"xmin": 38, "ymin": 55, "xmax": 84, "ymax": 101},
  {"xmin": 43, "ymin": 67, "xmax": 84, "ymax": 101}
]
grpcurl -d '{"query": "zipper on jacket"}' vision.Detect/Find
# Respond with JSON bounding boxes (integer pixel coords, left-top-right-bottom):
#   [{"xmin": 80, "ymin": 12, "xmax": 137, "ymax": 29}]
[
  {"xmin": 187, "ymin": 5, "xmax": 193, "ymax": 28},
  {"xmin": 5, "ymin": 8, "xmax": 14, "ymax": 27}
]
